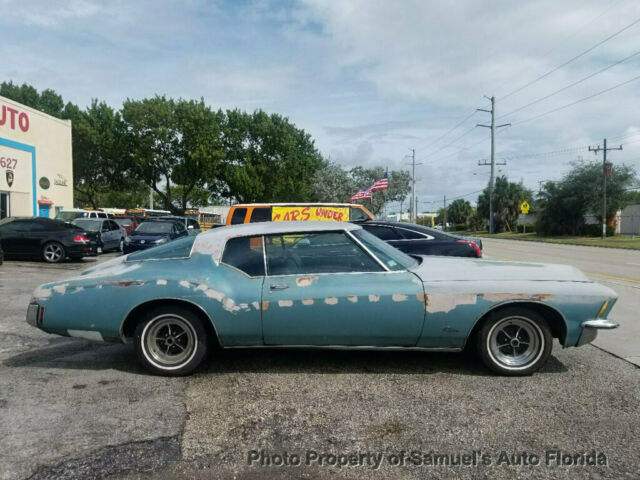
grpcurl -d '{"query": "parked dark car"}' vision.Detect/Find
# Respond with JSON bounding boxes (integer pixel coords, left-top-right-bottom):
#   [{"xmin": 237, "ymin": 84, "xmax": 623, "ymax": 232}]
[
  {"xmin": 72, "ymin": 218, "xmax": 126, "ymax": 253},
  {"xmin": 123, "ymin": 219, "xmax": 188, "ymax": 253},
  {"xmin": 0, "ymin": 217, "xmax": 98, "ymax": 263},
  {"xmin": 156, "ymin": 215, "xmax": 201, "ymax": 235},
  {"xmin": 112, "ymin": 215, "xmax": 139, "ymax": 236},
  {"xmin": 359, "ymin": 221, "xmax": 483, "ymax": 258}
]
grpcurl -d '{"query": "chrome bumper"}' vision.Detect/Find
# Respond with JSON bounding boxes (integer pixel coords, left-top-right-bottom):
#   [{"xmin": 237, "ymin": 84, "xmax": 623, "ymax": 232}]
[
  {"xmin": 577, "ymin": 318, "xmax": 619, "ymax": 346},
  {"xmin": 26, "ymin": 304, "xmax": 40, "ymax": 327}
]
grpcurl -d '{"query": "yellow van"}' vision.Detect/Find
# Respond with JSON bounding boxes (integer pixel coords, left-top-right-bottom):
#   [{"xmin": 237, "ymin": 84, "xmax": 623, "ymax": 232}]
[{"xmin": 225, "ymin": 203, "xmax": 375, "ymax": 225}]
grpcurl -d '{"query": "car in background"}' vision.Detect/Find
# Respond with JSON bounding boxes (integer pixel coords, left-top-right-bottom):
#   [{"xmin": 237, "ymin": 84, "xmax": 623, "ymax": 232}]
[
  {"xmin": 55, "ymin": 209, "xmax": 109, "ymax": 222},
  {"xmin": 112, "ymin": 215, "xmax": 139, "ymax": 235},
  {"xmin": 359, "ymin": 221, "xmax": 483, "ymax": 258},
  {"xmin": 226, "ymin": 203, "xmax": 374, "ymax": 225},
  {"xmin": 123, "ymin": 218, "xmax": 188, "ymax": 253},
  {"xmin": 0, "ymin": 217, "xmax": 97, "ymax": 263},
  {"xmin": 0, "ymin": 242, "xmax": 3, "ymax": 265},
  {"xmin": 72, "ymin": 218, "xmax": 126, "ymax": 253},
  {"xmin": 155, "ymin": 216, "xmax": 201, "ymax": 235}
]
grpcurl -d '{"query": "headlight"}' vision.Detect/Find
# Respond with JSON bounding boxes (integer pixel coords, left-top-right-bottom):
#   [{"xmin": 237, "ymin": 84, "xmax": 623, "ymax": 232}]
[
  {"xmin": 154, "ymin": 238, "xmax": 168, "ymax": 244},
  {"xmin": 124, "ymin": 236, "xmax": 131, "ymax": 243}
]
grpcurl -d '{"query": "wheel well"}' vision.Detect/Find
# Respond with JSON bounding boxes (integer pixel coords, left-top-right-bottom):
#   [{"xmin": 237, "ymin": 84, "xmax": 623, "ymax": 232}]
[
  {"xmin": 120, "ymin": 299, "xmax": 220, "ymax": 348},
  {"xmin": 466, "ymin": 301, "xmax": 567, "ymax": 349}
]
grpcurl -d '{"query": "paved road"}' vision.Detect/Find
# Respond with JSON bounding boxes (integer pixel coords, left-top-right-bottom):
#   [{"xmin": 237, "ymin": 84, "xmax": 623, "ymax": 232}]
[{"xmin": 482, "ymin": 239, "xmax": 640, "ymax": 367}]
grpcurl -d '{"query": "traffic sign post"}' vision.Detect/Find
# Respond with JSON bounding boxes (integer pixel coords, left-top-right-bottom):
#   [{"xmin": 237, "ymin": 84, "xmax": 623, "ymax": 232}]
[{"xmin": 520, "ymin": 201, "xmax": 530, "ymax": 234}]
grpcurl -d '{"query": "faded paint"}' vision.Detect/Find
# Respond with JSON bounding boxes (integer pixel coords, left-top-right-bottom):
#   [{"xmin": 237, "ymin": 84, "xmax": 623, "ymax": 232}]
[
  {"xmin": 347, "ymin": 296, "xmax": 358, "ymax": 303},
  {"xmin": 156, "ymin": 279, "xmax": 167, "ymax": 286},
  {"xmin": 392, "ymin": 294, "xmax": 408, "ymax": 302},
  {"xmin": 324, "ymin": 297, "xmax": 338, "ymax": 305},
  {"xmin": 179, "ymin": 280, "xmax": 190, "ymax": 288},
  {"xmin": 52, "ymin": 284, "xmax": 68, "ymax": 294},
  {"xmin": 262, "ymin": 301, "xmax": 270, "ymax": 311},
  {"xmin": 368, "ymin": 294, "xmax": 380, "ymax": 302},
  {"xmin": 302, "ymin": 298, "xmax": 314, "ymax": 306},
  {"xmin": 278, "ymin": 300, "xmax": 294, "ymax": 307},
  {"xmin": 426, "ymin": 293, "xmax": 477, "ymax": 314},
  {"xmin": 251, "ymin": 301, "xmax": 260, "ymax": 310},
  {"xmin": 481, "ymin": 293, "xmax": 552, "ymax": 302},
  {"xmin": 296, "ymin": 276, "xmax": 317, "ymax": 287},
  {"xmin": 67, "ymin": 329, "xmax": 104, "ymax": 341},
  {"xmin": 33, "ymin": 287, "xmax": 51, "ymax": 299}
]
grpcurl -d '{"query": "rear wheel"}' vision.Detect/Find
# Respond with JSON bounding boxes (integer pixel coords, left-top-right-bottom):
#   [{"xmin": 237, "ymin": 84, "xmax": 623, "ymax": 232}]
[
  {"xmin": 118, "ymin": 238, "xmax": 124, "ymax": 252},
  {"xmin": 134, "ymin": 306, "xmax": 208, "ymax": 376},
  {"xmin": 477, "ymin": 307, "xmax": 552, "ymax": 376},
  {"xmin": 42, "ymin": 242, "xmax": 65, "ymax": 263}
]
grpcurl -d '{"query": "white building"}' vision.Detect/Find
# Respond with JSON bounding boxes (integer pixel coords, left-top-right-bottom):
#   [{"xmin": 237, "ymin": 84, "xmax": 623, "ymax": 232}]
[{"xmin": 0, "ymin": 95, "xmax": 73, "ymax": 219}]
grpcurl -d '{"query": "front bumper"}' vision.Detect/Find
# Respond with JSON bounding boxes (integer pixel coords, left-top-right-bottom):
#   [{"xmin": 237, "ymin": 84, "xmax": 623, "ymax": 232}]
[
  {"xmin": 26, "ymin": 303, "xmax": 43, "ymax": 327},
  {"xmin": 577, "ymin": 318, "xmax": 619, "ymax": 346}
]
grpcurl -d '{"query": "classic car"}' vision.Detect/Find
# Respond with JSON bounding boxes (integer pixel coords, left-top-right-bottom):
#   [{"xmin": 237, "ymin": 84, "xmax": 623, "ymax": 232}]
[{"xmin": 26, "ymin": 222, "xmax": 618, "ymax": 376}]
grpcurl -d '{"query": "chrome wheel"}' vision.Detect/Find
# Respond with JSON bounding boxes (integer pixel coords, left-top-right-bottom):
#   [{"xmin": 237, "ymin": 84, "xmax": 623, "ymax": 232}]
[
  {"xmin": 141, "ymin": 314, "xmax": 197, "ymax": 370},
  {"xmin": 43, "ymin": 243, "xmax": 64, "ymax": 263},
  {"xmin": 487, "ymin": 316, "xmax": 544, "ymax": 370}
]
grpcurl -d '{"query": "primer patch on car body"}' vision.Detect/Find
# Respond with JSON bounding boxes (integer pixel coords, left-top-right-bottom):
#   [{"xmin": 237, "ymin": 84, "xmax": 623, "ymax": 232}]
[
  {"xmin": 324, "ymin": 297, "xmax": 338, "ymax": 305},
  {"xmin": 278, "ymin": 300, "xmax": 293, "ymax": 307},
  {"xmin": 426, "ymin": 293, "xmax": 478, "ymax": 314},
  {"xmin": 296, "ymin": 277, "xmax": 317, "ymax": 287},
  {"xmin": 347, "ymin": 296, "xmax": 358, "ymax": 303},
  {"xmin": 392, "ymin": 294, "xmax": 408, "ymax": 302},
  {"xmin": 302, "ymin": 299, "xmax": 314, "ymax": 306},
  {"xmin": 368, "ymin": 294, "xmax": 380, "ymax": 302}
]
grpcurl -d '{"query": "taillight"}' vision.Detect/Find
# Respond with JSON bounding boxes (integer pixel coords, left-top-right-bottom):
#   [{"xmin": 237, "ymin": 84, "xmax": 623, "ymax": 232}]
[
  {"xmin": 457, "ymin": 240, "xmax": 482, "ymax": 258},
  {"xmin": 73, "ymin": 235, "xmax": 89, "ymax": 243}
]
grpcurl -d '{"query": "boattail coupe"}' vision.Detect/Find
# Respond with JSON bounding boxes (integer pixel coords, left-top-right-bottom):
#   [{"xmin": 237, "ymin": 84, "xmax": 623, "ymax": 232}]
[{"xmin": 26, "ymin": 222, "xmax": 618, "ymax": 376}]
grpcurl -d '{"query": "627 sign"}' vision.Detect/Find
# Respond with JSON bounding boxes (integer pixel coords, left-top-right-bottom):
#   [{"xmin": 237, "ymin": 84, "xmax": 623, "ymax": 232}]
[{"xmin": 0, "ymin": 156, "xmax": 18, "ymax": 169}]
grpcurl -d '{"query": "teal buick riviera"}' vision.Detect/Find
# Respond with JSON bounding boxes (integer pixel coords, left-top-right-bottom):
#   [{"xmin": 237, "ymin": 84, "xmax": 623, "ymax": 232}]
[{"xmin": 27, "ymin": 222, "xmax": 618, "ymax": 376}]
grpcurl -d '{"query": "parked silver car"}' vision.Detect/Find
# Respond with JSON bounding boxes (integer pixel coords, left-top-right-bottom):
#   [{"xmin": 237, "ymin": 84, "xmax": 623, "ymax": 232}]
[{"xmin": 72, "ymin": 218, "xmax": 126, "ymax": 253}]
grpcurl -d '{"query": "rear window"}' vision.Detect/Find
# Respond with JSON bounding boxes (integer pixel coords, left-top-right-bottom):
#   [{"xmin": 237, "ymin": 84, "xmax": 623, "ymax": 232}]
[
  {"xmin": 127, "ymin": 236, "xmax": 195, "ymax": 261},
  {"xmin": 230, "ymin": 208, "xmax": 247, "ymax": 225},
  {"xmin": 250, "ymin": 207, "xmax": 271, "ymax": 223},
  {"xmin": 221, "ymin": 236, "xmax": 265, "ymax": 276}
]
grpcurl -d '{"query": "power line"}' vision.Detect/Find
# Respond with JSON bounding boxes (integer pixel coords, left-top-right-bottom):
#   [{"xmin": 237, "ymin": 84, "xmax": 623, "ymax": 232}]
[
  {"xmin": 499, "ymin": 48, "xmax": 640, "ymax": 119},
  {"xmin": 413, "ymin": 110, "xmax": 479, "ymax": 151},
  {"xmin": 510, "ymin": 72, "xmax": 640, "ymax": 126},
  {"xmin": 499, "ymin": 15, "xmax": 640, "ymax": 102}
]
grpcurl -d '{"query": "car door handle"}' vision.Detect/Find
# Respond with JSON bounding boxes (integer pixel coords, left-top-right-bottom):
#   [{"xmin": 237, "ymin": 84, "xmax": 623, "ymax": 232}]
[{"xmin": 269, "ymin": 284, "xmax": 289, "ymax": 291}]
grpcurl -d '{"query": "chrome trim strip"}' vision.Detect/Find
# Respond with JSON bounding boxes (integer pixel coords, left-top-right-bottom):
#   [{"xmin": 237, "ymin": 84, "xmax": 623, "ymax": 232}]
[
  {"xmin": 581, "ymin": 318, "xmax": 619, "ymax": 329},
  {"xmin": 345, "ymin": 230, "xmax": 390, "ymax": 272},
  {"xmin": 223, "ymin": 344, "xmax": 462, "ymax": 352}
]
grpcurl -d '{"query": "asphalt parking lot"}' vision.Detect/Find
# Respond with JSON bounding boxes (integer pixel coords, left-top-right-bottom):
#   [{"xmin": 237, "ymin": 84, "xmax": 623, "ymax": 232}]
[{"xmin": 1, "ymin": 253, "xmax": 639, "ymax": 480}]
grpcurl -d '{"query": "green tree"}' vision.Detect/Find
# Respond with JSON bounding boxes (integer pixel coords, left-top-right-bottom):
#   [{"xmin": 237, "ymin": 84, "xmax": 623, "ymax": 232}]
[
  {"xmin": 446, "ymin": 198, "xmax": 474, "ymax": 224},
  {"xmin": 537, "ymin": 161, "xmax": 637, "ymax": 236},
  {"xmin": 219, "ymin": 109, "xmax": 323, "ymax": 203},
  {"xmin": 71, "ymin": 100, "xmax": 129, "ymax": 209},
  {"xmin": 477, "ymin": 176, "xmax": 533, "ymax": 232},
  {"xmin": 0, "ymin": 81, "xmax": 65, "ymax": 118},
  {"xmin": 121, "ymin": 96, "xmax": 225, "ymax": 213},
  {"xmin": 349, "ymin": 167, "xmax": 411, "ymax": 216},
  {"xmin": 310, "ymin": 160, "xmax": 357, "ymax": 203}
]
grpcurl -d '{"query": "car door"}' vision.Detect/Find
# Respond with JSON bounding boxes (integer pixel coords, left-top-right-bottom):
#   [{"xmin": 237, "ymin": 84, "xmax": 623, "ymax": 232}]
[
  {"xmin": 0, "ymin": 220, "xmax": 30, "ymax": 255},
  {"xmin": 99, "ymin": 221, "xmax": 112, "ymax": 250},
  {"xmin": 108, "ymin": 220, "xmax": 122, "ymax": 248},
  {"xmin": 261, "ymin": 230, "xmax": 425, "ymax": 346}
]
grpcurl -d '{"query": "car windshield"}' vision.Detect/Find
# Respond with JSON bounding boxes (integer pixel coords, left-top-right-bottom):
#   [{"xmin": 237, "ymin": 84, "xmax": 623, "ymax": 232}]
[
  {"xmin": 55, "ymin": 211, "xmax": 85, "ymax": 221},
  {"xmin": 351, "ymin": 228, "xmax": 417, "ymax": 270},
  {"xmin": 134, "ymin": 221, "xmax": 174, "ymax": 234},
  {"xmin": 71, "ymin": 219, "xmax": 101, "ymax": 232}
]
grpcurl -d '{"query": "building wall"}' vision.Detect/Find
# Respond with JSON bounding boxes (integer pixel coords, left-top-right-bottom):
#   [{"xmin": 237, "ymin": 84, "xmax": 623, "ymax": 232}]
[
  {"xmin": 0, "ymin": 95, "xmax": 73, "ymax": 219},
  {"xmin": 620, "ymin": 203, "xmax": 640, "ymax": 235}
]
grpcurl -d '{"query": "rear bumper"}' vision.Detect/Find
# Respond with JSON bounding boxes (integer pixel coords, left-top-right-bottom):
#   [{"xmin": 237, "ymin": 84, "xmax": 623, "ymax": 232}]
[{"xmin": 577, "ymin": 318, "xmax": 619, "ymax": 346}]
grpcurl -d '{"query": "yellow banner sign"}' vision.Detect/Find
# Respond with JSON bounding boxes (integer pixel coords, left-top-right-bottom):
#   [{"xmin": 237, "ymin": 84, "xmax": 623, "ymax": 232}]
[{"xmin": 272, "ymin": 206, "xmax": 349, "ymax": 222}]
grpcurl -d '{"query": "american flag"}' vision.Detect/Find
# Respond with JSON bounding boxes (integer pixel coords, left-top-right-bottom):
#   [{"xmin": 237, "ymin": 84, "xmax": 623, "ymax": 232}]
[
  {"xmin": 370, "ymin": 169, "xmax": 389, "ymax": 191},
  {"xmin": 350, "ymin": 184, "xmax": 373, "ymax": 202}
]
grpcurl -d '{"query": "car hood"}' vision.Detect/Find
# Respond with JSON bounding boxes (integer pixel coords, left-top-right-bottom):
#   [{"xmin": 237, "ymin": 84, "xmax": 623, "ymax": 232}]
[
  {"xmin": 410, "ymin": 256, "xmax": 590, "ymax": 283},
  {"xmin": 128, "ymin": 233, "xmax": 169, "ymax": 242}
]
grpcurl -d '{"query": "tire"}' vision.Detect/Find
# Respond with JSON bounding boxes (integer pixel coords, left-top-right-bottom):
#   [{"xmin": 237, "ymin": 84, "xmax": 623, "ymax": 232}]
[
  {"xmin": 118, "ymin": 238, "xmax": 124, "ymax": 253},
  {"xmin": 477, "ymin": 307, "xmax": 552, "ymax": 376},
  {"xmin": 42, "ymin": 242, "xmax": 66, "ymax": 263},
  {"xmin": 134, "ymin": 306, "xmax": 208, "ymax": 376}
]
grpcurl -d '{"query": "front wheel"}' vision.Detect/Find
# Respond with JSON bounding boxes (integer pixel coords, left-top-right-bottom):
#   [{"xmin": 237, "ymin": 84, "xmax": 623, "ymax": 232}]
[
  {"xmin": 42, "ymin": 242, "xmax": 66, "ymax": 263},
  {"xmin": 134, "ymin": 306, "xmax": 208, "ymax": 376},
  {"xmin": 477, "ymin": 307, "xmax": 552, "ymax": 376}
]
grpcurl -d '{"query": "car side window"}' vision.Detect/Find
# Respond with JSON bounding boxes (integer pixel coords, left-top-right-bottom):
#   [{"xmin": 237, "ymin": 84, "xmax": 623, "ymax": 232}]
[
  {"xmin": 349, "ymin": 207, "xmax": 369, "ymax": 221},
  {"xmin": 264, "ymin": 231, "xmax": 383, "ymax": 276},
  {"xmin": 249, "ymin": 207, "xmax": 271, "ymax": 223},
  {"xmin": 221, "ymin": 236, "xmax": 265, "ymax": 276},
  {"xmin": 188, "ymin": 219, "xmax": 199, "ymax": 229},
  {"xmin": 397, "ymin": 228, "xmax": 433, "ymax": 240},
  {"xmin": 230, "ymin": 208, "xmax": 247, "ymax": 225},
  {"xmin": 109, "ymin": 220, "xmax": 120, "ymax": 230},
  {"xmin": 362, "ymin": 225, "xmax": 403, "ymax": 241}
]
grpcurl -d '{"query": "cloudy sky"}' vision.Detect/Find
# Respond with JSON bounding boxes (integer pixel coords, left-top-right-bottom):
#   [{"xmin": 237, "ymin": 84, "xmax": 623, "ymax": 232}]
[{"xmin": 2, "ymin": 0, "xmax": 640, "ymax": 210}]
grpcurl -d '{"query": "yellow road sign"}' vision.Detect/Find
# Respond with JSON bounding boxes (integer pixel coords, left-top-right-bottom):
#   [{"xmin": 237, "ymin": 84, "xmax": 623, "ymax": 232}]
[{"xmin": 520, "ymin": 201, "xmax": 530, "ymax": 214}]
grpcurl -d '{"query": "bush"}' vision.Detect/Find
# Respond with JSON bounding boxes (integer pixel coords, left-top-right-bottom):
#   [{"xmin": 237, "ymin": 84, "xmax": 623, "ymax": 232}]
[
  {"xmin": 454, "ymin": 223, "xmax": 468, "ymax": 231},
  {"xmin": 580, "ymin": 224, "xmax": 616, "ymax": 237}
]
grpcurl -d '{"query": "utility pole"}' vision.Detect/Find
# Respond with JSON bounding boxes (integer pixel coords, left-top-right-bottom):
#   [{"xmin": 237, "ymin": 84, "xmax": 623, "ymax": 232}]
[
  {"xmin": 477, "ymin": 96, "xmax": 510, "ymax": 233},
  {"xmin": 443, "ymin": 195, "xmax": 447, "ymax": 231},
  {"xmin": 589, "ymin": 138, "xmax": 622, "ymax": 239},
  {"xmin": 405, "ymin": 149, "xmax": 423, "ymax": 223}
]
